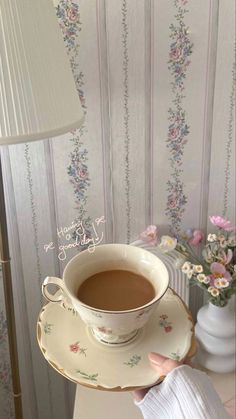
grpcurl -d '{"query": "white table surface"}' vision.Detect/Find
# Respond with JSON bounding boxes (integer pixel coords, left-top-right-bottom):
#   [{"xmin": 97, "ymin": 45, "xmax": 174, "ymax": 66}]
[{"xmin": 73, "ymin": 369, "xmax": 235, "ymax": 419}]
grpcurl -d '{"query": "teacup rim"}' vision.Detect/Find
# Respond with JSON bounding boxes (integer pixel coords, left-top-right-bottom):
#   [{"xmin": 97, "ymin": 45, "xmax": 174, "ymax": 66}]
[{"xmin": 63, "ymin": 243, "xmax": 170, "ymax": 314}]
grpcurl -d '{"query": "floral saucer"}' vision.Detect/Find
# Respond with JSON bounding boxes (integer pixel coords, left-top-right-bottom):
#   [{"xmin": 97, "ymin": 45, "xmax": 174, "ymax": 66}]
[{"xmin": 37, "ymin": 288, "xmax": 195, "ymax": 391}]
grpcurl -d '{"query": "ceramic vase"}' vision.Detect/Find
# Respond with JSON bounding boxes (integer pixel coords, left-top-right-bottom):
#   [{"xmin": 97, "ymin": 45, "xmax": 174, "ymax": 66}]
[{"xmin": 195, "ymin": 302, "xmax": 236, "ymax": 373}]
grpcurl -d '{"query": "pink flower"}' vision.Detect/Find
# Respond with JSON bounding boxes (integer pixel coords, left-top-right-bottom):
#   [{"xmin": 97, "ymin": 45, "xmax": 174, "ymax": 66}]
[
  {"xmin": 208, "ymin": 262, "xmax": 232, "ymax": 286},
  {"xmin": 69, "ymin": 342, "xmax": 80, "ymax": 353},
  {"xmin": 164, "ymin": 326, "xmax": 172, "ymax": 333},
  {"xmin": 67, "ymin": 8, "xmax": 78, "ymax": 22},
  {"xmin": 140, "ymin": 225, "xmax": 158, "ymax": 246},
  {"xmin": 170, "ymin": 47, "xmax": 182, "ymax": 61},
  {"xmin": 169, "ymin": 198, "xmax": 177, "ymax": 209},
  {"xmin": 98, "ymin": 326, "xmax": 112, "ymax": 335},
  {"xmin": 209, "ymin": 216, "xmax": 235, "ymax": 232},
  {"xmin": 79, "ymin": 169, "xmax": 87, "ymax": 179},
  {"xmin": 188, "ymin": 230, "xmax": 204, "ymax": 246},
  {"xmin": 169, "ymin": 127, "xmax": 180, "ymax": 139}
]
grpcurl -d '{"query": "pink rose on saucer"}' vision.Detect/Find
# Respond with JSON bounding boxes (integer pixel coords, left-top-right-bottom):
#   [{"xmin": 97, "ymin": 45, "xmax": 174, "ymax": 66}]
[
  {"xmin": 69, "ymin": 342, "xmax": 80, "ymax": 353},
  {"xmin": 164, "ymin": 326, "xmax": 172, "ymax": 333}
]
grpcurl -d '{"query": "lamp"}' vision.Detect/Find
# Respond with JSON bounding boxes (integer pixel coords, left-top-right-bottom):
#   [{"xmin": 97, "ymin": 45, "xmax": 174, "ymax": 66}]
[{"xmin": 0, "ymin": 1, "xmax": 84, "ymax": 417}]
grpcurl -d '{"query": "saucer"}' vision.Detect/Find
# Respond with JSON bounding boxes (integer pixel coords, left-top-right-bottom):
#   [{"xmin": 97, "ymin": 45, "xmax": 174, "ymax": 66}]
[{"xmin": 37, "ymin": 288, "xmax": 195, "ymax": 391}]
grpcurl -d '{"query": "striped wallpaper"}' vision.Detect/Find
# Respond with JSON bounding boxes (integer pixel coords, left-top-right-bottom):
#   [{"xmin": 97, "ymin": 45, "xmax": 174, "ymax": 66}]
[{"xmin": 0, "ymin": 1, "xmax": 235, "ymax": 418}]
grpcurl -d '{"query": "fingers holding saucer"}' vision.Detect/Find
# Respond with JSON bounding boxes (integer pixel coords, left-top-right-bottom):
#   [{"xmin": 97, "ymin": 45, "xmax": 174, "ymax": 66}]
[{"xmin": 148, "ymin": 352, "xmax": 182, "ymax": 375}]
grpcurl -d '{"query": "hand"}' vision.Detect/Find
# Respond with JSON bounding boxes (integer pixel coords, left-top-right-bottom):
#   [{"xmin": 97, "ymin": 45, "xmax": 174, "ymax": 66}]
[{"xmin": 132, "ymin": 352, "xmax": 191, "ymax": 402}]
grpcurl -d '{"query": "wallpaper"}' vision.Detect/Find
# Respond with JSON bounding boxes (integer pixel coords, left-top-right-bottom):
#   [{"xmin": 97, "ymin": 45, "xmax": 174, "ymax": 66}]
[
  {"xmin": 0, "ymin": 0, "xmax": 235, "ymax": 418},
  {"xmin": 0, "ymin": 269, "xmax": 14, "ymax": 419}
]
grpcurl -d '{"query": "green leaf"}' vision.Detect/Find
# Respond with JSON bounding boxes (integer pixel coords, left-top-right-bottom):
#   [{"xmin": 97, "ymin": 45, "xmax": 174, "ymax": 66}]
[{"xmin": 225, "ymin": 288, "xmax": 236, "ymax": 299}]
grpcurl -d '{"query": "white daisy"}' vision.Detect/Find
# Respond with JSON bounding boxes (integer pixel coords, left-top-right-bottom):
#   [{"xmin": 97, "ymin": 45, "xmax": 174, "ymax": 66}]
[
  {"xmin": 207, "ymin": 286, "xmax": 220, "ymax": 297},
  {"xmin": 197, "ymin": 274, "xmax": 206, "ymax": 283},
  {"xmin": 181, "ymin": 261, "xmax": 192, "ymax": 273},
  {"xmin": 207, "ymin": 234, "xmax": 217, "ymax": 242},
  {"xmin": 158, "ymin": 236, "xmax": 177, "ymax": 253},
  {"xmin": 211, "ymin": 288, "xmax": 220, "ymax": 297},
  {"xmin": 214, "ymin": 278, "xmax": 229, "ymax": 289},
  {"xmin": 194, "ymin": 265, "xmax": 203, "ymax": 273}
]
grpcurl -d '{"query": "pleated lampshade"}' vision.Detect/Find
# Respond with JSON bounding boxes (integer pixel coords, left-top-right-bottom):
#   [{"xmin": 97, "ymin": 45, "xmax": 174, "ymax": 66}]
[{"xmin": 0, "ymin": 0, "xmax": 84, "ymax": 145}]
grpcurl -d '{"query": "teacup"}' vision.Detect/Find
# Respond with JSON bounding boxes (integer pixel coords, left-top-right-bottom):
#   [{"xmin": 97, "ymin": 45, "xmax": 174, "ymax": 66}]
[{"xmin": 42, "ymin": 244, "xmax": 169, "ymax": 345}]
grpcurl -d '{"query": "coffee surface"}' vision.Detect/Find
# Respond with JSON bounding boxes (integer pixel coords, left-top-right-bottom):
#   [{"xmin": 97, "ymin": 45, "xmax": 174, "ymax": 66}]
[{"xmin": 77, "ymin": 269, "xmax": 155, "ymax": 311}]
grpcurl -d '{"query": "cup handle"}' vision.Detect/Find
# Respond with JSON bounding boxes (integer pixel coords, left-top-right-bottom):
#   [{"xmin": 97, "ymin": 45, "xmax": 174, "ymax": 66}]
[{"xmin": 42, "ymin": 276, "xmax": 67, "ymax": 303}]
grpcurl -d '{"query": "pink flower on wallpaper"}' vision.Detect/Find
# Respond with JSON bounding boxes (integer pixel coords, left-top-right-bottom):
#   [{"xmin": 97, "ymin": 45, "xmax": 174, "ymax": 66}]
[
  {"xmin": 170, "ymin": 47, "xmax": 182, "ymax": 61},
  {"xmin": 79, "ymin": 169, "xmax": 87, "ymax": 179},
  {"xmin": 140, "ymin": 225, "xmax": 158, "ymax": 246},
  {"xmin": 169, "ymin": 198, "xmax": 177, "ymax": 209},
  {"xmin": 188, "ymin": 229, "xmax": 204, "ymax": 246},
  {"xmin": 209, "ymin": 216, "xmax": 235, "ymax": 232},
  {"xmin": 169, "ymin": 127, "xmax": 180, "ymax": 139},
  {"xmin": 67, "ymin": 8, "xmax": 78, "ymax": 22}
]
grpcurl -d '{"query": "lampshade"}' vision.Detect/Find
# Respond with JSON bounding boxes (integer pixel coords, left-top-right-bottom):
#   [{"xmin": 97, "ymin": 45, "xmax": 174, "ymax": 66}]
[{"xmin": 0, "ymin": 0, "xmax": 84, "ymax": 145}]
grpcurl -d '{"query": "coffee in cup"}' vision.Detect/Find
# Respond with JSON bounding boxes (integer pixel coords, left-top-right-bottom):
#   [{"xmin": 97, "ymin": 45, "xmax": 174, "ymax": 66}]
[
  {"xmin": 42, "ymin": 244, "xmax": 169, "ymax": 345},
  {"xmin": 76, "ymin": 270, "xmax": 156, "ymax": 311}
]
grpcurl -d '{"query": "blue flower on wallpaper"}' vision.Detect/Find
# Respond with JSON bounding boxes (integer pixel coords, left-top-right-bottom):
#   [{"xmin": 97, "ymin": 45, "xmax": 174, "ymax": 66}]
[
  {"xmin": 56, "ymin": 0, "xmax": 92, "ymax": 246},
  {"xmin": 165, "ymin": 0, "xmax": 193, "ymax": 232},
  {"xmin": 167, "ymin": 107, "xmax": 190, "ymax": 164},
  {"xmin": 166, "ymin": 171, "xmax": 188, "ymax": 228}
]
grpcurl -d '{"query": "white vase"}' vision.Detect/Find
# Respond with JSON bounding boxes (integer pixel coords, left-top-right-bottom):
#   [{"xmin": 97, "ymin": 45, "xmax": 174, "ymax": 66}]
[{"xmin": 195, "ymin": 302, "xmax": 236, "ymax": 373}]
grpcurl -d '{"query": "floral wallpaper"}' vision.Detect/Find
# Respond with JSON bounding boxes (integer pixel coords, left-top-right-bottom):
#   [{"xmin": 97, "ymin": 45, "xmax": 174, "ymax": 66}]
[
  {"xmin": 0, "ymin": 269, "xmax": 14, "ymax": 419},
  {"xmin": 0, "ymin": 0, "xmax": 235, "ymax": 419},
  {"xmin": 166, "ymin": 0, "xmax": 193, "ymax": 232},
  {"xmin": 56, "ymin": 1, "xmax": 93, "ymax": 245}
]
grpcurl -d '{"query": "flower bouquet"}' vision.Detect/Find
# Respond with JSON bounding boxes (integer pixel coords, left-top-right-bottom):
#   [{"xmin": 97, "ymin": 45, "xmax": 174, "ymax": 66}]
[{"xmin": 140, "ymin": 217, "xmax": 236, "ymax": 307}]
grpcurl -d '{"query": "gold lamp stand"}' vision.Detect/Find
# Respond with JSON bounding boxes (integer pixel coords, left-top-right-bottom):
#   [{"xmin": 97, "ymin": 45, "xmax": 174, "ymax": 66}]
[{"xmin": 0, "ymin": 152, "xmax": 23, "ymax": 418}]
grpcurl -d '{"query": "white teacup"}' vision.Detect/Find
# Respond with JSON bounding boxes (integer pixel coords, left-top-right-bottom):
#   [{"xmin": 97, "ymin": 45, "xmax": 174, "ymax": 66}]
[{"xmin": 42, "ymin": 244, "xmax": 169, "ymax": 346}]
